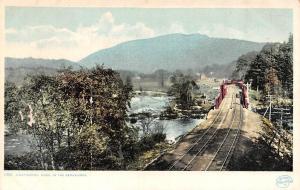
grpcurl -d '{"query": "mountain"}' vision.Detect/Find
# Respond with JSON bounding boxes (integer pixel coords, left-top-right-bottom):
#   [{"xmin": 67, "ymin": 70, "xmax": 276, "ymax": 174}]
[
  {"xmin": 80, "ymin": 33, "xmax": 265, "ymax": 73},
  {"xmin": 5, "ymin": 57, "xmax": 80, "ymax": 85},
  {"xmin": 5, "ymin": 57, "xmax": 80, "ymax": 69}
]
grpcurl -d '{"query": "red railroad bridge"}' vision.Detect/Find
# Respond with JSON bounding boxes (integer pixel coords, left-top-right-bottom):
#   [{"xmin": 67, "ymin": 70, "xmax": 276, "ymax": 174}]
[{"xmin": 214, "ymin": 79, "xmax": 249, "ymax": 109}]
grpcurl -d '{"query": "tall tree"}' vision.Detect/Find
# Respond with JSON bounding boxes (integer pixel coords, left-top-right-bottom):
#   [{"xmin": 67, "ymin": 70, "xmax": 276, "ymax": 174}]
[
  {"xmin": 4, "ymin": 82, "xmax": 27, "ymax": 133},
  {"xmin": 57, "ymin": 66, "xmax": 136, "ymax": 169},
  {"xmin": 21, "ymin": 74, "xmax": 73, "ymax": 169},
  {"xmin": 242, "ymin": 35, "xmax": 293, "ymax": 99}
]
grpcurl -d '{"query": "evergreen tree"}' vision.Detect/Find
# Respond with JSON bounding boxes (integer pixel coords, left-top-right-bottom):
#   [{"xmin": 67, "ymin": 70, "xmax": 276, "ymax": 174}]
[{"xmin": 242, "ymin": 35, "xmax": 293, "ymax": 99}]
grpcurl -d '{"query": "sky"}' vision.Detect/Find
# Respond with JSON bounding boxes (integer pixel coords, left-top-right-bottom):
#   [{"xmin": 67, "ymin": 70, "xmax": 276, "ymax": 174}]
[{"xmin": 5, "ymin": 7, "xmax": 292, "ymax": 61}]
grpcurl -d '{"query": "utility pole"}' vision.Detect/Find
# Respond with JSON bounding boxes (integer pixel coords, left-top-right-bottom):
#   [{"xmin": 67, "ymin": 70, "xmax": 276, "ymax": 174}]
[{"xmin": 267, "ymin": 94, "xmax": 273, "ymax": 121}]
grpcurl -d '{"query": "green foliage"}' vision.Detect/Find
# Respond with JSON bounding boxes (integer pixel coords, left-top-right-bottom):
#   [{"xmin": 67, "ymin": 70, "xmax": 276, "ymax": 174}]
[
  {"xmin": 234, "ymin": 34, "xmax": 293, "ymax": 98},
  {"xmin": 168, "ymin": 72, "xmax": 199, "ymax": 109},
  {"xmin": 124, "ymin": 76, "xmax": 134, "ymax": 107},
  {"xmin": 5, "ymin": 65, "xmax": 169, "ymax": 170},
  {"xmin": 6, "ymin": 66, "xmax": 138, "ymax": 170},
  {"xmin": 4, "ymin": 82, "xmax": 28, "ymax": 133},
  {"xmin": 231, "ymin": 51, "xmax": 258, "ymax": 80},
  {"xmin": 5, "ymin": 152, "xmax": 43, "ymax": 170},
  {"xmin": 138, "ymin": 133, "xmax": 166, "ymax": 152}
]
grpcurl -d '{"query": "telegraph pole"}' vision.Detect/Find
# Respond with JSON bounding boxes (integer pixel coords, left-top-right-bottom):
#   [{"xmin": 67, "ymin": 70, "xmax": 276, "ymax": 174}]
[{"xmin": 267, "ymin": 93, "xmax": 273, "ymax": 121}]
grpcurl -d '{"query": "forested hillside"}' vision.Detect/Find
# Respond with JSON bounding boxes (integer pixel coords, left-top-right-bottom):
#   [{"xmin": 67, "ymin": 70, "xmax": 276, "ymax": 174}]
[
  {"xmin": 232, "ymin": 34, "xmax": 293, "ymax": 98},
  {"xmin": 5, "ymin": 57, "xmax": 80, "ymax": 85},
  {"xmin": 80, "ymin": 33, "xmax": 265, "ymax": 73}
]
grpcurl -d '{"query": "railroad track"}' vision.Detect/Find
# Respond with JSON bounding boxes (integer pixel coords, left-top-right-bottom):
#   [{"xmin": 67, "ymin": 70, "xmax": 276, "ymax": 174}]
[
  {"xmin": 168, "ymin": 86, "xmax": 237, "ymax": 171},
  {"xmin": 205, "ymin": 94, "xmax": 243, "ymax": 171}
]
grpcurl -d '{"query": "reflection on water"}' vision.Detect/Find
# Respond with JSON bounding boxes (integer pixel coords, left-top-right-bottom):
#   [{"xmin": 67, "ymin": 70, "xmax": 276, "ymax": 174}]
[
  {"xmin": 130, "ymin": 94, "xmax": 203, "ymax": 141},
  {"xmin": 160, "ymin": 118, "xmax": 203, "ymax": 141}
]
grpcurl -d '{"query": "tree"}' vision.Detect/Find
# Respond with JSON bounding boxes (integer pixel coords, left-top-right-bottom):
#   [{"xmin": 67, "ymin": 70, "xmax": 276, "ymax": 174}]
[
  {"xmin": 277, "ymin": 34, "xmax": 293, "ymax": 98},
  {"xmin": 168, "ymin": 73, "xmax": 198, "ymax": 109},
  {"xmin": 232, "ymin": 51, "xmax": 258, "ymax": 80},
  {"xmin": 13, "ymin": 66, "xmax": 137, "ymax": 170},
  {"xmin": 21, "ymin": 74, "xmax": 73, "ymax": 169},
  {"xmin": 124, "ymin": 76, "xmax": 134, "ymax": 107},
  {"xmin": 242, "ymin": 35, "xmax": 293, "ymax": 99},
  {"xmin": 56, "ymin": 66, "xmax": 136, "ymax": 169},
  {"xmin": 4, "ymin": 82, "xmax": 26, "ymax": 134},
  {"xmin": 265, "ymin": 67, "xmax": 280, "ymax": 95},
  {"xmin": 139, "ymin": 112, "xmax": 156, "ymax": 136}
]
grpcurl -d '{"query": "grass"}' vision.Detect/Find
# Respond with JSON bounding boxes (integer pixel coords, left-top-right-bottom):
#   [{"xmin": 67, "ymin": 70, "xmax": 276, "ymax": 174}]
[{"xmin": 126, "ymin": 142, "xmax": 174, "ymax": 170}]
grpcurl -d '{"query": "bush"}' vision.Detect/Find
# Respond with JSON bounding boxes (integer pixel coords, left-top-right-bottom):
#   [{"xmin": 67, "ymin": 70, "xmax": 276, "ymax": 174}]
[
  {"xmin": 152, "ymin": 133, "xmax": 166, "ymax": 143},
  {"xmin": 5, "ymin": 152, "xmax": 43, "ymax": 170},
  {"xmin": 139, "ymin": 132, "xmax": 166, "ymax": 152}
]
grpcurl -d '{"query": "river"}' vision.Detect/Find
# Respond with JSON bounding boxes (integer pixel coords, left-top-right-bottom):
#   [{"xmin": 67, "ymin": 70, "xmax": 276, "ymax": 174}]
[
  {"xmin": 129, "ymin": 93, "xmax": 203, "ymax": 141},
  {"xmin": 5, "ymin": 93, "xmax": 203, "ymax": 156}
]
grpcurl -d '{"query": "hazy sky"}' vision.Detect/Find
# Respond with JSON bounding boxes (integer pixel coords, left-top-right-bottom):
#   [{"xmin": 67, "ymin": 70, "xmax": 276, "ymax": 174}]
[{"xmin": 5, "ymin": 7, "xmax": 292, "ymax": 61}]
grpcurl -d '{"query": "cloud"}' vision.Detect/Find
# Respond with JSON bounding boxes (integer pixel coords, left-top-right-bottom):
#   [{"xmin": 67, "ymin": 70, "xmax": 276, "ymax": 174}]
[
  {"xmin": 169, "ymin": 22, "xmax": 185, "ymax": 34},
  {"xmin": 198, "ymin": 24, "xmax": 245, "ymax": 40},
  {"xmin": 5, "ymin": 12, "xmax": 155, "ymax": 61}
]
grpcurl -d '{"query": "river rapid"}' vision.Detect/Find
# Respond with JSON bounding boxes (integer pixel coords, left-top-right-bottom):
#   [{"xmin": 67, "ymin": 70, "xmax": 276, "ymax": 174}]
[{"xmin": 129, "ymin": 93, "xmax": 203, "ymax": 142}]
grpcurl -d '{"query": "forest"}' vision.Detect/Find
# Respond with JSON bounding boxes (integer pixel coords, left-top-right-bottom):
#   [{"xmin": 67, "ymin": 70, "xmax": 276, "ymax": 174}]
[{"xmin": 232, "ymin": 34, "xmax": 293, "ymax": 100}]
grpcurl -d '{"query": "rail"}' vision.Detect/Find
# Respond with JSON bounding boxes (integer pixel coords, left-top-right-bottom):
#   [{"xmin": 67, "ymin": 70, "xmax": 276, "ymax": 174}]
[
  {"xmin": 168, "ymin": 87, "xmax": 235, "ymax": 170},
  {"xmin": 205, "ymin": 92, "xmax": 243, "ymax": 171}
]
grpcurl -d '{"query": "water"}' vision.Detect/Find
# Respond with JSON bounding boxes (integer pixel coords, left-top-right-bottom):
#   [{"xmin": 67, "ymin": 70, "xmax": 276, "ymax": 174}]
[
  {"xmin": 129, "ymin": 95, "xmax": 170, "ymax": 114},
  {"xmin": 160, "ymin": 118, "xmax": 203, "ymax": 141},
  {"xmin": 5, "ymin": 93, "xmax": 203, "ymax": 155},
  {"xmin": 129, "ymin": 94, "xmax": 203, "ymax": 141}
]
